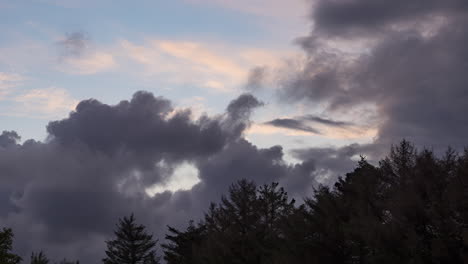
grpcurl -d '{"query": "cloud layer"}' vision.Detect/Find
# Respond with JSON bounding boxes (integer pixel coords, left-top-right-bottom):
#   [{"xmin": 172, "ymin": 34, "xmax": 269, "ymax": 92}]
[
  {"xmin": 0, "ymin": 91, "xmax": 318, "ymax": 263},
  {"xmin": 274, "ymin": 0, "xmax": 468, "ymax": 155}
]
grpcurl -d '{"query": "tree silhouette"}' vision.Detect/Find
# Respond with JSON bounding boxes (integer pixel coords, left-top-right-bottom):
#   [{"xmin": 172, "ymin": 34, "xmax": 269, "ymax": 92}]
[
  {"xmin": 2, "ymin": 140, "xmax": 468, "ymax": 263},
  {"xmin": 54, "ymin": 259, "xmax": 79, "ymax": 264},
  {"xmin": 162, "ymin": 221, "xmax": 205, "ymax": 264},
  {"xmin": 164, "ymin": 179, "xmax": 296, "ymax": 264},
  {"xmin": 162, "ymin": 141, "xmax": 468, "ymax": 263},
  {"xmin": 31, "ymin": 251, "xmax": 49, "ymax": 264},
  {"xmin": 103, "ymin": 214, "xmax": 160, "ymax": 264},
  {"xmin": 0, "ymin": 227, "xmax": 22, "ymax": 264}
]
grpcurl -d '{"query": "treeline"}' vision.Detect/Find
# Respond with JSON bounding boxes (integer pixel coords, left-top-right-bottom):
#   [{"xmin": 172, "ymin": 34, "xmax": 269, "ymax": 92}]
[{"xmin": 2, "ymin": 141, "xmax": 468, "ymax": 263}]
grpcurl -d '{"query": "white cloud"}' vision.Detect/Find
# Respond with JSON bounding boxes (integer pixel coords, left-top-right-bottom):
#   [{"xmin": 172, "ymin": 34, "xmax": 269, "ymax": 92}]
[
  {"xmin": 61, "ymin": 52, "xmax": 117, "ymax": 75},
  {"xmin": 120, "ymin": 39, "xmax": 290, "ymax": 92},
  {"xmin": 146, "ymin": 162, "xmax": 200, "ymax": 196},
  {"xmin": 11, "ymin": 87, "xmax": 78, "ymax": 119},
  {"xmin": 0, "ymin": 72, "xmax": 23, "ymax": 99}
]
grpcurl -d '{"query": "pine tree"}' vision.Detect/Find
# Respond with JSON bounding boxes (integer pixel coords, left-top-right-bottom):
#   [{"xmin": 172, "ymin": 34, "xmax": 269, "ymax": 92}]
[
  {"xmin": 55, "ymin": 259, "xmax": 79, "ymax": 264},
  {"xmin": 31, "ymin": 251, "xmax": 49, "ymax": 264},
  {"xmin": 162, "ymin": 220, "xmax": 205, "ymax": 264},
  {"xmin": 103, "ymin": 214, "xmax": 160, "ymax": 264},
  {"xmin": 163, "ymin": 180, "xmax": 297, "ymax": 264},
  {"xmin": 0, "ymin": 227, "xmax": 22, "ymax": 264}
]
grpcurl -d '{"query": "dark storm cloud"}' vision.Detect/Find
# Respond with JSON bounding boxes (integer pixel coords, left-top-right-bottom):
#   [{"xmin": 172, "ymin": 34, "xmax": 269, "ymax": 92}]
[
  {"xmin": 234, "ymin": 0, "xmax": 468, "ymax": 194},
  {"xmin": 191, "ymin": 139, "xmax": 317, "ymax": 208},
  {"xmin": 353, "ymin": 25, "xmax": 468, "ymax": 149},
  {"xmin": 226, "ymin": 93, "xmax": 263, "ymax": 121},
  {"xmin": 264, "ymin": 115, "xmax": 351, "ymax": 134},
  {"xmin": 47, "ymin": 91, "xmax": 229, "ymax": 161},
  {"xmin": 265, "ymin": 118, "xmax": 321, "ymax": 134},
  {"xmin": 277, "ymin": 0, "xmax": 468, "ymax": 152},
  {"xmin": 224, "ymin": 93, "xmax": 264, "ymax": 137},
  {"xmin": 0, "ymin": 91, "xmax": 318, "ymax": 263},
  {"xmin": 303, "ymin": 114, "xmax": 352, "ymax": 127},
  {"xmin": 57, "ymin": 31, "xmax": 89, "ymax": 57},
  {"xmin": 278, "ymin": 49, "xmax": 349, "ymax": 109},
  {"xmin": 312, "ymin": 0, "xmax": 468, "ymax": 35},
  {"xmin": 290, "ymin": 142, "xmax": 386, "ymax": 186},
  {"xmin": 0, "ymin": 131, "xmax": 20, "ymax": 148}
]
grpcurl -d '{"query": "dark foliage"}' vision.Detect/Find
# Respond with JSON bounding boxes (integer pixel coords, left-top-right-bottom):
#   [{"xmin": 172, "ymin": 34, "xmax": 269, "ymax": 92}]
[
  {"xmin": 30, "ymin": 251, "xmax": 49, "ymax": 264},
  {"xmin": 163, "ymin": 140, "xmax": 468, "ymax": 264},
  {"xmin": 0, "ymin": 228, "xmax": 22, "ymax": 264},
  {"xmin": 3, "ymin": 140, "xmax": 468, "ymax": 263},
  {"xmin": 54, "ymin": 259, "xmax": 79, "ymax": 264},
  {"xmin": 103, "ymin": 214, "xmax": 160, "ymax": 264},
  {"xmin": 163, "ymin": 180, "xmax": 296, "ymax": 264}
]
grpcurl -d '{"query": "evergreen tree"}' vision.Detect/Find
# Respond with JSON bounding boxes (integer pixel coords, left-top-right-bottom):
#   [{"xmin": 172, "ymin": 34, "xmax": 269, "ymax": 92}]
[
  {"xmin": 161, "ymin": 140, "xmax": 468, "ymax": 264},
  {"xmin": 103, "ymin": 214, "xmax": 160, "ymax": 264},
  {"xmin": 0, "ymin": 227, "xmax": 22, "ymax": 264},
  {"xmin": 54, "ymin": 259, "xmax": 79, "ymax": 264},
  {"xmin": 31, "ymin": 251, "xmax": 50, "ymax": 264},
  {"xmin": 163, "ymin": 179, "xmax": 296, "ymax": 264},
  {"xmin": 162, "ymin": 221, "xmax": 205, "ymax": 264}
]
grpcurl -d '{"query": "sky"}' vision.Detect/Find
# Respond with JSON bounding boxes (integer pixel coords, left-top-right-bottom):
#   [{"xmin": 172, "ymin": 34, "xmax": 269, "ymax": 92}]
[{"xmin": 1, "ymin": 0, "xmax": 468, "ymax": 262}]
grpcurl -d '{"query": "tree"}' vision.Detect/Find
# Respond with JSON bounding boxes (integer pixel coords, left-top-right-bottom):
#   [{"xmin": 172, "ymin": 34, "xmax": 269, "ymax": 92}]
[
  {"xmin": 0, "ymin": 227, "xmax": 22, "ymax": 264},
  {"xmin": 161, "ymin": 141, "xmax": 468, "ymax": 264},
  {"xmin": 54, "ymin": 259, "xmax": 79, "ymax": 264},
  {"xmin": 163, "ymin": 179, "xmax": 297, "ymax": 264},
  {"xmin": 162, "ymin": 221, "xmax": 205, "ymax": 264},
  {"xmin": 31, "ymin": 251, "xmax": 50, "ymax": 264},
  {"xmin": 103, "ymin": 214, "xmax": 160, "ymax": 264}
]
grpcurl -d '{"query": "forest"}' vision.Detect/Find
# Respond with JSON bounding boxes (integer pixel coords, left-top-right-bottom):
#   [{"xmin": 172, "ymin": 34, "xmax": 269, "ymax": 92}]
[{"xmin": 2, "ymin": 140, "xmax": 468, "ymax": 264}]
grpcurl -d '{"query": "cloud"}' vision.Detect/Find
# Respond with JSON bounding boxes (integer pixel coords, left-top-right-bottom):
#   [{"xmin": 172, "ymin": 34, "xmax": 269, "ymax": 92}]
[
  {"xmin": 260, "ymin": 114, "xmax": 374, "ymax": 139},
  {"xmin": 245, "ymin": 66, "xmax": 268, "ymax": 91},
  {"xmin": 57, "ymin": 32, "xmax": 89, "ymax": 57},
  {"xmin": 226, "ymin": 93, "xmax": 263, "ymax": 120},
  {"xmin": 312, "ymin": 0, "xmax": 468, "ymax": 36},
  {"xmin": 121, "ymin": 39, "xmax": 245, "ymax": 92},
  {"xmin": 265, "ymin": 118, "xmax": 321, "ymax": 134},
  {"xmin": 0, "ymin": 131, "xmax": 21, "ymax": 148},
  {"xmin": 61, "ymin": 51, "xmax": 116, "ymax": 75},
  {"xmin": 271, "ymin": 0, "xmax": 468, "ymax": 154},
  {"xmin": 290, "ymin": 142, "xmax": 384, "ymax": 185},
  {"xmin": 11, "ymin": 88, "xmax": 78, "ymax": 118},
  {"xmin": 0, "ymin": 73, "xmax": 23, "ymax": 99},
  {"xmin": 46, "ymin": 91, "xmax": 228, "ymax": 159},
  {"xmin": 56, "ymin": 32, "xmax": 116, "ymax": 75},
  {"xmin": 0, "ymin": 91, "xmax": 320, "ymax": 262},
  {"xmin": 303, "ymin": 114, "xmax": 353, "ymax": 127},
  {"xmin": 0, "ymin": 73, "xmax": 77, "ymax": 119},
  {"xmin": 235, "ymin": 0, "xmax": 468, "ymax": 191},
  {"xmin": 120, "ymin": 39, "xmax": 286, "ymax": 92}
]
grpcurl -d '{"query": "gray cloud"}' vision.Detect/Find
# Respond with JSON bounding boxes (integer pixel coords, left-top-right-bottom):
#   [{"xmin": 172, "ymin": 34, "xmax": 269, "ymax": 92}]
[
  {"xmin": 264, "ymin": 115, "xmax": 352, "ymax": 134},
  {"xmin": 245, "ymin": 66, "xmax": 268, "ymax": 91},
  {"xmin": 47, "ymin": 91, "xmax": 229, "ymax": 162},
  {"xmin": 278, "ymin": 1, "xmax": 468, "ymax": 153},
  {"xmin": 312, "ymin": 0, "xmax": 468, "ymax": 36},
  {"xmin": 0, "ymin": 131, "xmax": 20, "ymax": 148},
  {"xmin": 291, "ymin": 142, "xmax": 384, "ymax": 185},
  {"xmin": 57, "ymin": 31, "xmax": 89, "ymax": 57},
  {"xmin": 265, "ymin": 118, "xmax": 321, "ymax": 134},
  {"xmin": 302, "ymin": 114, "xmax": 352, "ymax": 127},
  {"xmin": 5, "ymin": 1, "xmax": 468, "ymax": 262},
  {"xmin": 226, "ymin": 93, "xmax": 263, "ymax": 121},
  {"xmin": 238, "ymin": 0, "xmax": 468, "ymax": 195},
  {"xmin": 0, "ymin": 91, "xmax": 318, "ymax": 263}
]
